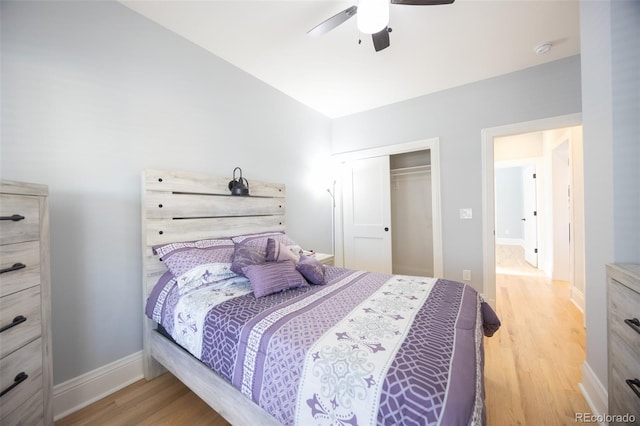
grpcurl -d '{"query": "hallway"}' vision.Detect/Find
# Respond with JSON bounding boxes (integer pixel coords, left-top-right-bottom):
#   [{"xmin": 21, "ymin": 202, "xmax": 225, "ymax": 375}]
[{"xmin": 484, "ymin": 245, "xmax": 592, "ymax": 425}]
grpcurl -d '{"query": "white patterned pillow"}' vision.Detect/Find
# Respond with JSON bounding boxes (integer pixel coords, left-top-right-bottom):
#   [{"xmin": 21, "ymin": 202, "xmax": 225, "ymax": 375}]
[
  {"xmin": 266, "ymin": 238, "xmax": 300, "ymax": 263},
  {"xmin": 176, "ymin": 263, "xmax": 239, "ymax": 295},
  {"xmin": 231, "ymin": 232, "xmax": 298, "ymax": 256}
]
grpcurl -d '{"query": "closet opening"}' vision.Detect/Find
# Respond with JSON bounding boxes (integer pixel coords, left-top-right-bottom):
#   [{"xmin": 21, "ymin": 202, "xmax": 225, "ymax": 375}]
[{"xmin": 390, "ymin": 150, "xmax": 433, "ymax": 277}]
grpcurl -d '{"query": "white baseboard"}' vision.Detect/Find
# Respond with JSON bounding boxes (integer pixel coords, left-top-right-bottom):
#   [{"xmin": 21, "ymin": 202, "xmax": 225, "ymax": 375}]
[
  {"xmin": 571, "ymin": 286, "xmax": 585, "ymax": 314},
  {"xmin": 53, "ymin": 350, "xmax": 144, "ymax": 421},
  {"xmin": 579, "ymin": 361, "xmax": 608, "ymax": 425},
  {"xmin": 495, "ymin": 238, "xmax": 524, "ymax": 246}
]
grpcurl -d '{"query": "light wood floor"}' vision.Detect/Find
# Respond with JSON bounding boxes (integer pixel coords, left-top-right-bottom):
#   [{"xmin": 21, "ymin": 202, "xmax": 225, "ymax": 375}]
[
  {"xmin": 57, "ymin": 246, "xmax": 591, "ymax": 425},
  {"xmin": 486, "ymin": 245, "xmax": 591, "ymax": 425}
]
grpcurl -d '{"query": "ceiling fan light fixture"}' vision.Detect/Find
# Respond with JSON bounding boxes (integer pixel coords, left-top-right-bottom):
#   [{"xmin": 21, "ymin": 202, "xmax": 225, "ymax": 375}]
[{"xmin": 357, "ymin": 0, "xmax": 389, "ymax": 34}]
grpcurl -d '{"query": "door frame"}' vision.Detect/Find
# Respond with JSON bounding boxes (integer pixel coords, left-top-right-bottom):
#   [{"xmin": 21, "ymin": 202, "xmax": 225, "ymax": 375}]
[
  {"xmin": 481, "ymin": 113, "xmax": 582, "ymax": 307},
  {"xmin": 332, "ymin": 138, "xmax": 443, "ymax": 277},
  {"xmin": 551, "ymin": 140, "xmax": 571, "ymax": 281}
]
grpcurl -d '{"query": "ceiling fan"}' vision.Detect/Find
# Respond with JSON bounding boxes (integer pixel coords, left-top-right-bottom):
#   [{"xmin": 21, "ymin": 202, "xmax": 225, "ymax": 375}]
[{"xmin": 307, "ymin": 0, "xmax": 455, "ymax": 52}]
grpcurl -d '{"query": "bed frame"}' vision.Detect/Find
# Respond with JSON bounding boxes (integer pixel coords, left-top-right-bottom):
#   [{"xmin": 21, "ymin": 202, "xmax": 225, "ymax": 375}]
[{"xmin": 141, "ymin": 168, "xmax": 284, "ymax": 425}]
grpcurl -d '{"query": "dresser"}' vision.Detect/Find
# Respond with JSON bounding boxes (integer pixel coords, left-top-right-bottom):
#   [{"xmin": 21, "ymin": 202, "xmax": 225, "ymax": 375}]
[
  {"xmin": 0, "ymin": 180, "xmax": 53, "ymax": 425},
  {"xmin": 607, "ymin": 263, "xmax": 640, "ymax": 424}
]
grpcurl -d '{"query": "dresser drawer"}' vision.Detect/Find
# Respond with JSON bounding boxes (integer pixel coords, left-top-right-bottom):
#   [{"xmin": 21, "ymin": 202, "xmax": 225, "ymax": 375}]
[
  {"xmin": 0, "ymin": 338, "xmax": 43, "ymax": 416},
  {"xmin": 0, "ymin": 194, "xmax": 40, "ymax": 245},
  {"xmin": 0, "ymin": 241, "xmax": 41, "ymax": 298},
  {"xmin": 609, "ymin": 279, "xmax": 640, "ymax": 355},
  {"xmin": 610, "ymin": 364, "xmax": 640, "ymax": 422},
  {"xmin": 0, "ymin": 286, "xmax": 42, "ymax": 359},
  {"xmin": 0, "ymin": 389, "xmax": 44, "ymax": 425}
]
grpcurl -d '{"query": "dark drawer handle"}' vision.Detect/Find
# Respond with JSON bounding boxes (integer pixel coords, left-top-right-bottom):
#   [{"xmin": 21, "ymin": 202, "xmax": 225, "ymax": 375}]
[
  {"xmin": 0, "ymin": 315, "xmax": 27, "ymax": 333},
  {"xmin": 624, "ymin": 318, "xmax": 640, "ymax": 335},
  {"xmin": 0, "ymin": 372, "xmax": 28, "ymax": 398},
  {"xmin": 0, "ymin": 263, "xmax": 26, "ymax": 275},
  {"xmin": 626, "ymin": 378, "xmax": 640, "ymax": 400},
  {"xmin": 0, "ymin": 214, "xmax": 25, "ymax": 222}
]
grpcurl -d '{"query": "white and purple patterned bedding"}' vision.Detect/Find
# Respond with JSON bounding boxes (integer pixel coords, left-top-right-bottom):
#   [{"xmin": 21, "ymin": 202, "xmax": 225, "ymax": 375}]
[{"xmin": 146, "ymin": 266, "xmax": 500, "ymax": 426}]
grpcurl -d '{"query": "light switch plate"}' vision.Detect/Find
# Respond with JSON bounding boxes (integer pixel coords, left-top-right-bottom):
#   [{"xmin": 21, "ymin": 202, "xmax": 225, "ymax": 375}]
[{"xmin": 460, "ymin": 208, "xmax": 473, "ymax": 219}]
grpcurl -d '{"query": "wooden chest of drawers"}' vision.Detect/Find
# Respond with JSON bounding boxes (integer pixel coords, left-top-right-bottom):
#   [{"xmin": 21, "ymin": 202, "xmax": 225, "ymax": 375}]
[
  {"xmin": 0, "ymin": 180, "xmax": 52, "ymax": 425},
  {"xmin": 607, "ymin": 263, "xmax": 640, "ymax": 424}
]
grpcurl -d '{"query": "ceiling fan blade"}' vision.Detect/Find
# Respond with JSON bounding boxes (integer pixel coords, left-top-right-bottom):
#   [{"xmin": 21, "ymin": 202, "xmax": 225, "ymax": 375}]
[
  {"xmin": 307, "ymin": 5, "xmax": 358, "ymax": 37},
  {"xmin": 372, "ymin": 27, "xmax": 390, "ymax": 52},
  {"xmin": 391, "ymin": 0, "xmax": 454, "ymax": 4}
]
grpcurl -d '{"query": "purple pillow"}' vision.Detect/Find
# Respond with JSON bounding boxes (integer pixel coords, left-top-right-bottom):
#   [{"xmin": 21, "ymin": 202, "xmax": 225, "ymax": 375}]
[
  {"xmin": 231, "ymin": 244, "xmax": 266, "ymax": 276},
  {"xmin": 266, "ymin": 238, "xmax": 300, "ymax": 263},
  {"xmin": 152, "ymin": 238, "xmax": 235, "ymax": 278},
  {"xmin": 242, "ymin": 260, "xmax": 307, "ymax": 298},
  {"xmin": 296, "ymin": 255, "xmax": 326, "ymax": 285}
]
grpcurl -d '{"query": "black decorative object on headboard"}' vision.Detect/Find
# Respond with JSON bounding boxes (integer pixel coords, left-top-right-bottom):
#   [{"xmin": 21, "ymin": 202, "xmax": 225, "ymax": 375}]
[{"xmin": 228, "ymin": 167, "xmax": 250, "ymax": 196}]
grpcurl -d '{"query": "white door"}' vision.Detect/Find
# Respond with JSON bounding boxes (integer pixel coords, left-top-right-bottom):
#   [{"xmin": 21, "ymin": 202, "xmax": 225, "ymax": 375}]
[
  {"xmin": 522, "ymin": 166, "xmax": 538, "ymax": 267},
  {"xmin": 342, "ymin": 156, "xmax": 392, "ymax": 273}
]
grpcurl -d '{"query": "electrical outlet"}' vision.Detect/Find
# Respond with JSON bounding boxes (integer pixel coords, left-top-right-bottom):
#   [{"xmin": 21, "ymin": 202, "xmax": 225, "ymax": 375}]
[{"xmin": 463, "ymin": 270, "xmax": 471, "ymax": 281}]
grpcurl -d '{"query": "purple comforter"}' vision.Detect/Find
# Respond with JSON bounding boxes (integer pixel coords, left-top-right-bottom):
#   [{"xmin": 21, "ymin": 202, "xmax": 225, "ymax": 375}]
[{"xmin": 146, "ymin": 266, "xmax": 500, "ymax": 425}]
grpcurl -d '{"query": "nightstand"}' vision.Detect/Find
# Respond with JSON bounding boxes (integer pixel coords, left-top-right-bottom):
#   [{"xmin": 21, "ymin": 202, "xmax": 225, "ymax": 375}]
[{"xmin": 312, "ymin": 253, "xmax": 334, "ymax": 266}]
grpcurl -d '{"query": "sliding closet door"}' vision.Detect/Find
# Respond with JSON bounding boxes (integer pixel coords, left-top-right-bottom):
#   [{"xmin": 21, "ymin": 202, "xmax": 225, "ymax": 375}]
[{"xmin": 342, "ymin": 156, "xmax": 392, "ymax": 273}]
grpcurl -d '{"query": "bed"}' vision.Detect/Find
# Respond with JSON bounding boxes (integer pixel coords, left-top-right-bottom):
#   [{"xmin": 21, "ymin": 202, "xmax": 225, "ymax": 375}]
[{"xmin": 141, "ymin": 168, "xmax": 500, "ymax": 426}]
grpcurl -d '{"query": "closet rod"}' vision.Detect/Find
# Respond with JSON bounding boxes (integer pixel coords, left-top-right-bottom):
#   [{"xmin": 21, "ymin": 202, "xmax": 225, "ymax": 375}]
[{"xmin": 390, "ymin": 165, "xmax": 431, "ymax": 176}]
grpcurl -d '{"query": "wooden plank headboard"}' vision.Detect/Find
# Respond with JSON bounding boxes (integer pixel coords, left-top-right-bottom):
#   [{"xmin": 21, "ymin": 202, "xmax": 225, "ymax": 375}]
[
  {"xmin": 141, "ymin": 168, "xmax": 286, "ymax": 296},
  {"xmin": 141, "ymin": 168, "xmax": 286, "ymax": 376}
]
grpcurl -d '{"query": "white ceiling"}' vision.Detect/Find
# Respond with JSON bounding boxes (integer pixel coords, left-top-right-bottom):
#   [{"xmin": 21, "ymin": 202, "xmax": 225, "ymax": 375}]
[{"xmin": 120, "ymin": 0, "xmax": 580, "ymax": 118}]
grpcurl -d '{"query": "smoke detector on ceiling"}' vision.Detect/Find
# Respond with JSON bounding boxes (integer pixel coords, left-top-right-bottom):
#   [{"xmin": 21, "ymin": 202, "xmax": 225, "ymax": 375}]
[{"xmin": 534, "ymin": 42, "xmax": 553, "ymax": 55}]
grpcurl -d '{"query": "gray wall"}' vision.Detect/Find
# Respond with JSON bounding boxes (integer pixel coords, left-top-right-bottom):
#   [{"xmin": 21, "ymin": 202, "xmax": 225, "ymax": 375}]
[
  {"xmin": 611, "ymin": 0, "xmax": 640, "ymax": 262},
  {"xmin": 332, "ymin": 56, "xmax": 582, "ymax": 290},
  {"xmin": 580, "ymin": 0, "xmax": 639, "ymax": 392},
  {"xmin": 0, "ymin": 1, "xmax": 332, "ymax": 384}
]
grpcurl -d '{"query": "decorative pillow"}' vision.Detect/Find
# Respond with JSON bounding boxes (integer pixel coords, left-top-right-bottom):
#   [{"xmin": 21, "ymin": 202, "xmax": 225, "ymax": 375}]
[
  {"xmin": 266, "ymin": 238, "xmax": 300, "ymax": 263},
  {"xmin": 152, "ymin": 239, "xmax": 237, "ymax": 285},
  {"xmin": 145, "ymin": 270, "xmax": 176, "ymax": 321},
  {"xmin": 175, "ymin": 263, "xmax": 238, "ymax": 295},
  {"xmin": 296, "ymin": 255, "xmax": 326, "ymax": 285},
  {"xmin": 231, "ymin": 243, "xmax": 266, "ymax": 276},
  {"xmin": 287, "ymin": 244, "xmax": 304, "ymax": 256},
  {"xmin": 231, "ymin": 232, "xmax": 298, "ymax": 256},
  {"xmin": 242, "ymin": 260, "xmax": 307, "ymax": 298}
]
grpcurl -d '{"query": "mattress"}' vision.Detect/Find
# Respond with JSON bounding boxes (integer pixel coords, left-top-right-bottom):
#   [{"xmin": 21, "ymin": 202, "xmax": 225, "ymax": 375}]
[{"xmin": 146, "ymin": 266, "xmax": 500, "ymax": 425}]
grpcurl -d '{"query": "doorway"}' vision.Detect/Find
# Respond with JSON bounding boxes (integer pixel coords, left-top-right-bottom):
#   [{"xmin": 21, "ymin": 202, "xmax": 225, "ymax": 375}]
[
  {"xmin": 495, "ymin": 162, "xmax": 540, "ymax": 270},
  {"xmin": 481, "ymin": 113, "xmax": 585, "ymax": 309}
]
